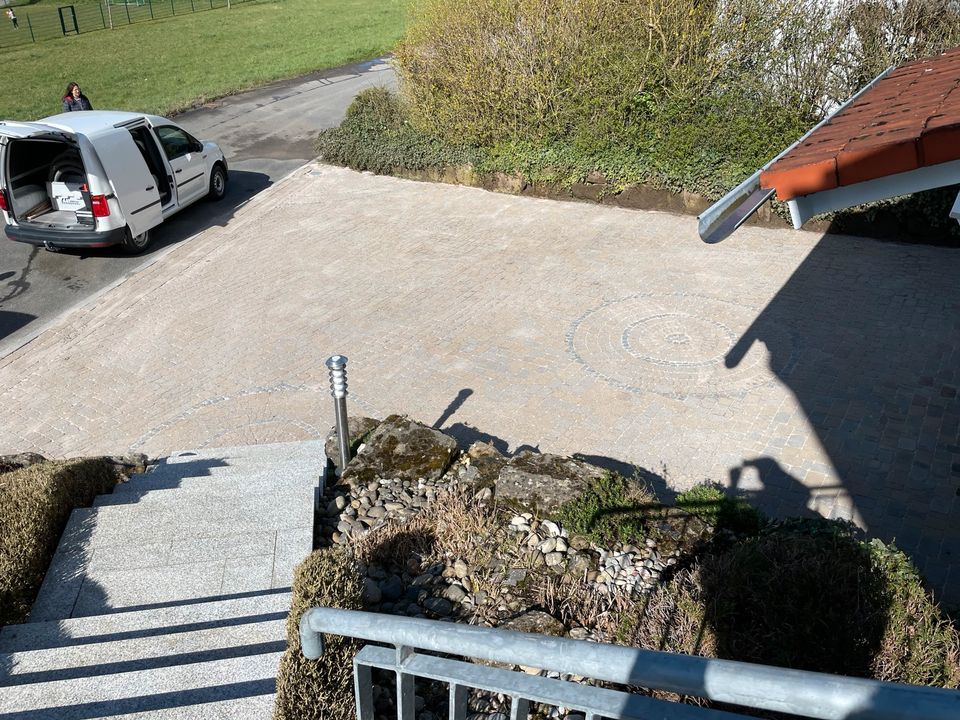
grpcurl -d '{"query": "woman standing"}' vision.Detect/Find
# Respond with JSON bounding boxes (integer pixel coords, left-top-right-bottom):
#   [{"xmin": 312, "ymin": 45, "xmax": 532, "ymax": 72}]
[{"xmin": 62, "ymin": 82, "xmax": 93, "ymax": 112}]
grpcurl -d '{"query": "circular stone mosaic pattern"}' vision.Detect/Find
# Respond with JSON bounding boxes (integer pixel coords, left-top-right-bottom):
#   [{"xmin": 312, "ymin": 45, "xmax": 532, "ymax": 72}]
[{"xmin": 568, "ymin": 293, "xmax": 796, "ymax": 399}]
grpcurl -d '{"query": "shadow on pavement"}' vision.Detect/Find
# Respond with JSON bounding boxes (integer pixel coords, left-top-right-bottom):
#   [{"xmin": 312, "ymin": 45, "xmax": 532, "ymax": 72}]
[
  {"xmin": 726, "ymin": 231, "xmax": 960, "ymax": 604},
  {"xmin": 0, "ymin": 310, "xmax": 35, "ymax": 343}
]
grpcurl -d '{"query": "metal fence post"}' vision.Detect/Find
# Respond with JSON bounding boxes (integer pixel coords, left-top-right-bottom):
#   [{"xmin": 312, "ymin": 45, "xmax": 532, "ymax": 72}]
[
  {"xmin": 325, "ymin": 355, "xmax": 351, "ymax": 471},
  {"xmin": 26, "ymin": 14, "xmax": 35, "ymax": 42}
]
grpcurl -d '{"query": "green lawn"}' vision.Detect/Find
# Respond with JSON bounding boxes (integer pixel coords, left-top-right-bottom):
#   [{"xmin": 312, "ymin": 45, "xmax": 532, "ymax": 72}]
[{"xmin": 0, "ymin": 0, "xmax": 404, "ymax": 120}]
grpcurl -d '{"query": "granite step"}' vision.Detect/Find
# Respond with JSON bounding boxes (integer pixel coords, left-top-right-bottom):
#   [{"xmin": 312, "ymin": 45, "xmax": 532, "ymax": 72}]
[
  {"xmin": 59, "ymin": 488, "xmax": 312, "ymax": 548},
  {"xmin": 0, "ymin": 651, "xmax": 282, "ymax": 719},
  {"xmin": 96, "ymin": 471, "xmax": 317, "ymax": 507},
  {"xmin": 30, "ymin": 526, "xmax": 309, "ymax": 621},
  {"xmin": 1, "ymin": 590, "xmax": 291, "ymax": 654},
  {"xmin": 1, "ymin": 615, "xmax": 285, "ymax": 684},
  {"xmin": 134, "ymin": 440, "xmax": 325, "ymax": 485}
]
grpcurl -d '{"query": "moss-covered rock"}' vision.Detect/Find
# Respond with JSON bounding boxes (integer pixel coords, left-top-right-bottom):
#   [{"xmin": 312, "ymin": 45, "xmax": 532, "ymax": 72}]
[
  {"xmin": 496, "ymin": 451, "xmax": 608, "ymax": 516},
  {"xmin": 325, "ymin": 416, "xmax": 382, "ymax": 471},
  {"xmin": 341, "ymin": 414, "xmax": 458, "ymax": 487}
]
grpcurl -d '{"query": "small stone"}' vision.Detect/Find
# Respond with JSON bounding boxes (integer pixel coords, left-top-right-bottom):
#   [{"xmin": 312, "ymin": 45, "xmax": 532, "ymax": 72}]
[
  {"xmin": 568, "ymin": 627, "xmax": 589, "ymax": 640},
  {"xmin": 350, "ymin": 499, "xmax": 362, "ymax": 509},
  {"xmin": 444, "ymin": 584, "xmax": 468, "ymax": 603},
  {"xmin": 542, "ymin": 519, "xmax": 561, "ymax": 537},
  {"xmin": 367, "ymin": 506, "xmax": 386, "ymax": 519},
  {"xmin": 384, "ymin": 501, "xmax": 405, "ymax": 512},
  {"xmin": 363, "ymin": 577, "xmax": 382, "ymax": 604},
  {"xmin": 412, "ymin": 573, "xmax": 434, "ymax": 586},
  {"xmin": 454, "ymin": 559, "xmax": 470, "ymax": 578},
  {"xmin": 545, "ymin": 552, "xmax": 565, "ymax": 567},
  {"xmin": 567, "ymin": 552, "xmax": 592, "ymax": 576},
  {"xmin": 504, "ymin": 568, "xmax": 527, "ymax": 586},
  {"xmin": 525, "ymin": 533, "xmax": 541, "ymax": 548},
  {"xmin": 380, "ymin": 575, "xmax": 404, "ymax": 601},
  {"xmin": 519, "ymin": 665, "xmax": 541, "ymax": 675},
  {"xmin": 331, "ymin": 531, "xmax": 343, "ymax": 544},
  {"xmin": 423, "ymin": 597, "xmax": 453, "ymax": 616},
  {"xmin": 555, "ymin": 537, "xmax": 568, "ymax": 553},
  {"xmin": 538, "ymin": 537, "xmax": 557, "ymax": 554},
  {"xmin": 569, "ymin": 534, "xmax": 592, "ymax": 550},
  {"xmin": 462, "ymin": 576, "xmax": 474, "ymax": 592}
]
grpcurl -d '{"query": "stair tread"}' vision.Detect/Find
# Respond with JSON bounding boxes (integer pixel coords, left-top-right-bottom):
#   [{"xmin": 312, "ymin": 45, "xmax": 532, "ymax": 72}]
[
  {"xmin": 1, "ymin": 592, "xmax": 291, "ymax": 653},
  {"xmin": 30, "ymin": 528, "xmax": 308, "ymax": 621},
  {"xmin": 2, "ymin": 617, "xmax": 285, "ymax": 680},
  {"xmin": 0, "ymin": 652, "xmax": 282, "ymax": 716}
]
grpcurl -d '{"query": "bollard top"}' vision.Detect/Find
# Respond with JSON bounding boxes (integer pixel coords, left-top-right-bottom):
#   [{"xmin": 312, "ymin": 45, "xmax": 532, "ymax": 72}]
[{"xmin": 325, "ymin": 355, "xmax": 348, "ymax": 370}]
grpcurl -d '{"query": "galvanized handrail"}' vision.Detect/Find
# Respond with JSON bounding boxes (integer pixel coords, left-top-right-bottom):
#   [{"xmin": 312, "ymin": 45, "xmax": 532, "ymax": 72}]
[{"xmin": 300, "ymin": 606, "xmax": 960, "ymax": 720}]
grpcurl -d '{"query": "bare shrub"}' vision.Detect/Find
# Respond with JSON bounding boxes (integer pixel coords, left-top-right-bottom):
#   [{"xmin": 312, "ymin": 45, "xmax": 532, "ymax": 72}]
[
  {"xmin": 1, "ymin": 458, "xmax": 124, "ymax": 627},
  {"xmin": 274, "ymin": 547, "xmax": 365, "ymax": 720},
  {"xmin": 395, "ymin": 0, "xmax": 960, "ymax": 146}
]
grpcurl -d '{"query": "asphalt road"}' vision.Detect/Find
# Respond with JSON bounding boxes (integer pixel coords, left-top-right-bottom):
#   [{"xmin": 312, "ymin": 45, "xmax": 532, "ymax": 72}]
[{"xmin": 0, "ymin": 57, "xmax": 395, "ymax": 357}]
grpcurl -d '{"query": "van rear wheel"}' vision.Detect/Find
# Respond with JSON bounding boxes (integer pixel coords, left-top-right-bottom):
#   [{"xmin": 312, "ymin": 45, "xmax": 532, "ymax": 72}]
[{"xmin": 122, "ymin": 227, "xmax": 151, "ymax": 254}]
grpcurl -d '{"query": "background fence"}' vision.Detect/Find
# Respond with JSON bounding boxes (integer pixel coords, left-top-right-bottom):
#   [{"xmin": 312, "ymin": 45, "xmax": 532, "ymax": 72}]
[{"xmin": 0, "ymin": 0, "xmax": 254, "ymax": 50}]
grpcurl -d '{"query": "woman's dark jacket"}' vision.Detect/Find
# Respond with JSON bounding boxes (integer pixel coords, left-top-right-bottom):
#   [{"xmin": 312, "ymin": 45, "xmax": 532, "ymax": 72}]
[{"xmin": 62, "ymin": 95, "xmax": 93, "ymax": 112}]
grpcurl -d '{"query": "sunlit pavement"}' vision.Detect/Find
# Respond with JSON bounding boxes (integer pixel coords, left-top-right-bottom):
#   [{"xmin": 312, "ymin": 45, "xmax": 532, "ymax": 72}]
[{"xmin": 3, "ymin": 163, "xmax": 958, "ymax": 605}]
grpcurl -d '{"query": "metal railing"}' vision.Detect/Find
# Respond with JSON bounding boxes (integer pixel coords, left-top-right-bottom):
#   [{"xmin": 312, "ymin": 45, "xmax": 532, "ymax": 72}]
[
  {"xmin": 300, "ymin": 607, "xmax": 960, "ymax": 720},
  {"xmin": 0, "ymin": 0, "xmax": 256, "ymax": 51}
]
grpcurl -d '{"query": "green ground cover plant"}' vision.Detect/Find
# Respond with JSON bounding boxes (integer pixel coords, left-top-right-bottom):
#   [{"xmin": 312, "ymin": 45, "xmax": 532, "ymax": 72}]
[
  {"xmin": 0, "ymin": 0, "xmax": 404, "ymax": 120},
  {"xmin": 0, "ymin": 458, "xmax": 126, "ymax": 627}
]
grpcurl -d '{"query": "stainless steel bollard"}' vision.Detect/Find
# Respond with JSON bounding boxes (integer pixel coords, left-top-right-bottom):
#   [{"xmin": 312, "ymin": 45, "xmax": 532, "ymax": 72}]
[{"xmin": 325, "ymin": 355, "xmax": 351, "ymax": 471}]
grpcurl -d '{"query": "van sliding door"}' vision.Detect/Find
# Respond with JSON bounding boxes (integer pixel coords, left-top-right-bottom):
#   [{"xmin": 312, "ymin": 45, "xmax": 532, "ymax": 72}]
[{"xmin": 92, "ymin": 131, "xmax": 163, "ymax": 237}]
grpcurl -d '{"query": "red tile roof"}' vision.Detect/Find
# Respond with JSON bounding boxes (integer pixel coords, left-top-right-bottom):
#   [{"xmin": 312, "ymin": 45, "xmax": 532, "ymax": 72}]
[{"xmin": 760, "ymin": 47, "xmax": 960, "ymax": 201}]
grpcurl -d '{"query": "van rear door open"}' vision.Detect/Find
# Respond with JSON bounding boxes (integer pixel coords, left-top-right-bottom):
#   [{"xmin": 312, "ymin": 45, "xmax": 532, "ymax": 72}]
[{"xmin": 91, "ymin": 130, "xmax": 162, "ymax": 237}]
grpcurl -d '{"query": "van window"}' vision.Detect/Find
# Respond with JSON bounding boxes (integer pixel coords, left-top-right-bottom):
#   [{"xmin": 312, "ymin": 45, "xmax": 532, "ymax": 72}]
[{"xmin": 154, "ymin": 126, "xmax": 200, "ymax": 161}]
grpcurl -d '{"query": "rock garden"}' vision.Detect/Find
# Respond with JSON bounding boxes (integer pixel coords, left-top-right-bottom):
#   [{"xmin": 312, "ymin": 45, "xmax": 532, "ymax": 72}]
[{"xmin": 274, "ymin": 414, "xmax": 960, "ymax": 720}]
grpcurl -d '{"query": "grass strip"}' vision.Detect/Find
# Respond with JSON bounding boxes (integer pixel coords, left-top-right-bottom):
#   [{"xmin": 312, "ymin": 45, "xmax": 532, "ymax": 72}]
[{"xmin": 0, "ymin": 0, "xmax": 404, "ymax": 121}]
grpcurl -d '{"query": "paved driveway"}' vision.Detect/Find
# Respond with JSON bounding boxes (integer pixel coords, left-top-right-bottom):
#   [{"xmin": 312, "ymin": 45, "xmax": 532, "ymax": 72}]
[{"xmin": 2, "ymin": 164, "xmax": 958, "ymax": 605}]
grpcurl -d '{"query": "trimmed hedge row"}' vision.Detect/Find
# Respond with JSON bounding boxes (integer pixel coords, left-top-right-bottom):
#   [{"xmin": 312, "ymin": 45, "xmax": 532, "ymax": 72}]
[{"xmin": 0, "ymin": 458, "xmax": 125, "ymax": 627}]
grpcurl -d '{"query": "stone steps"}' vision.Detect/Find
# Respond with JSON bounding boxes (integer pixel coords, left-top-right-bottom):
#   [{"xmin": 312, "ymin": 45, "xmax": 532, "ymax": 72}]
[
  {"xmin": 0, "ymin": 651, "xmax": 282, "ymax": 719},
  {"xmin": 0, "ymin": 439, "xmax": 322, "ymax": 719}
]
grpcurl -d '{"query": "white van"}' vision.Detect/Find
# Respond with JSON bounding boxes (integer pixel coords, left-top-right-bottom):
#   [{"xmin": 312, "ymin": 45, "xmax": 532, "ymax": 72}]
[{"xmin": 0, "ymin": 111, "xmax": 227, "ymax": 253}]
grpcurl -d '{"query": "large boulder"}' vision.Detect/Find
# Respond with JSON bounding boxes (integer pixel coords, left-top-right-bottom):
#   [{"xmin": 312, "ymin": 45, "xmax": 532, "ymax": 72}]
[
  {"xmin": 495, "ymin": 451, "xmax": 607, "ymax": 515},
  {"xmin": 341, "ymin": 415, "xmax": 458, "ymax": 487},
  {"xmin": 325, "ymin": 416, "xmax": 382, "ymax": 470}
]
